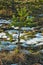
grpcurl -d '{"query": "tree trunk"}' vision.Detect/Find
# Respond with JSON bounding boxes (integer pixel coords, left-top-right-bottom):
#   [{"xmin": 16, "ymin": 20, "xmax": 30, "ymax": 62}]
[{"xmin": 18, "ymin": 27, "xmax": 21, "ymax": 49}]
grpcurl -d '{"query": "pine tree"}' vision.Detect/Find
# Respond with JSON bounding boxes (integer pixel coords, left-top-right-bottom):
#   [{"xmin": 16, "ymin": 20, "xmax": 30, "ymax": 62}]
[{"xmin": 11, "ymin": 6, "xmax": 34, "ymax": 48}]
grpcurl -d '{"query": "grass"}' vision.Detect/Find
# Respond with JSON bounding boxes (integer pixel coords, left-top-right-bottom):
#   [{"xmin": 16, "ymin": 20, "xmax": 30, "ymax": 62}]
[{"xmin": 0, "ymin": 47, "xmax": 42, "ymax": 65}]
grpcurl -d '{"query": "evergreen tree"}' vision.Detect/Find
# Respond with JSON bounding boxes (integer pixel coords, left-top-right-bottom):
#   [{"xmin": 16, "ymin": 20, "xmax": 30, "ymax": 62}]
[{"xmin": 11, "ymin": 6, "xmax": 34, "ymax": 48}]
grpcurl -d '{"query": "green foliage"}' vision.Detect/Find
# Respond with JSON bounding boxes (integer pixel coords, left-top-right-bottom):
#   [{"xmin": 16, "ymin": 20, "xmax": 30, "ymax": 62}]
[
  {"xmin": 11, "ymin": 6, "xmax": 34, "ymax": 27},
  {"xmin": 39, "ymin": 0, "xmax": 43, "ymax": 2},
  {"xmin": 6, "ymin": 32, "xmax": 13, "ymax": 42}
]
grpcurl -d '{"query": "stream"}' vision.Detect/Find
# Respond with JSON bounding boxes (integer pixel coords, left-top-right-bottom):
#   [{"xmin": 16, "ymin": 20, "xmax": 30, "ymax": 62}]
[{"xmin": 0, "ymin": 19, "xmax": 43, "ymax": 52}]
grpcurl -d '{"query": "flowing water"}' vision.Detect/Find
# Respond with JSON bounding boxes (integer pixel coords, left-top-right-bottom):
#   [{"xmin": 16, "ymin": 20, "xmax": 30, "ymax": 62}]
[{"xmin": 0, "ymin": 19, "xmax": 43, "ymax": 52}]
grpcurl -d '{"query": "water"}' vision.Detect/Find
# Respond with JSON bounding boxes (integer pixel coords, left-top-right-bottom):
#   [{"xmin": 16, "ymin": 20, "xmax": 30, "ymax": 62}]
[
  {"xmin": 0, "ymin": 32, "xmax": 43, "ymax": 51},
  {"xmin": 0, "ymin": 19, "xmax": 43, "ymax": 51},
  {"xmin": 11, "ymin": 64, "xmax": 18, "ymax": 65},
  {"xmin": 0, "ymin": 19, "xmax": 11, "ymax": 23}
]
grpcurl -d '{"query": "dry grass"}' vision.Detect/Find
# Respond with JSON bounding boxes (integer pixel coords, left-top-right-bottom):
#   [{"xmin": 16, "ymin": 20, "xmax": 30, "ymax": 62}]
[
  {"xmin": 0, "ymin": 59, "xmax": 3, "ymax": 65},
  {"xmin": 0, "ymin": 48, "xmax": 41, "ymax": 65},
  {"xmin": 33, "ymin": 63, "xmax": 41, "ymax": 65},
  {"xmin": 0, "ymin": 49, "xmax": 26, "ymax": 64}
]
